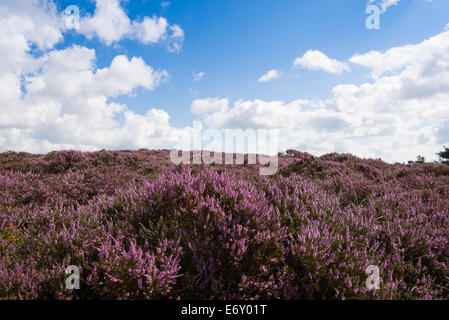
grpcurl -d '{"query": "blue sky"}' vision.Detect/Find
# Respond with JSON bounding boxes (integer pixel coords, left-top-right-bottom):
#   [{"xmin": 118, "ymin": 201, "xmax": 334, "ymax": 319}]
[
  {"xmin": 59, "ymin": 0, "xmax": 449, "ymax": 127},
  {"xmin": 1, "ymin": 0, "xmax": 449, "ymax": 162}
]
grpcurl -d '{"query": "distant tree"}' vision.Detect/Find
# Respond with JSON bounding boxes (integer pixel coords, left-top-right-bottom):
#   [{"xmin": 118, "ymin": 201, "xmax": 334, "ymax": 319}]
[
  {"xmin": 437, "ymin": 146, "xmax": 449, "ymax": 165},
  {"xmin": 416, "ymin": 155, "xmax": 425, "ymax": 164}
]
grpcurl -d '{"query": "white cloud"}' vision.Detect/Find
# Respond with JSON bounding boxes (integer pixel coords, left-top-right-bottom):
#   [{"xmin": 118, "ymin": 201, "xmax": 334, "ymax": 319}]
[
  {"xmin": 258, "ymin": 69, "xmax": 281, "ymax": 83},
  {"xmin": 78, "ymin": 0, "xmax": 184, "ymax": 51},
  {"xmin": 0, "ymin": 0, "xmax": 63, "ymax": 77},
  {"xmin": 132, "ymin": 16, "xmax": 169, "ymax": 45},
  {"xmin": 349, "ymin": 30, "xmax": 449, "ymax": 79},
  {"xmin": 191, "ymin": 98, "xmax": 229, "ymax": 115},
  {"xmin": 25, "ymin": 46, "xmax": 168, "ymax": 101},
  {"xmin": 294, "ymin": 50, "xmax": 350, "ymax": 74},
  {"xmin": 368, "ymin": 0, "xmax": 400, "ymax": 13},
  {"xmin": 0, "ymin": 0, "xmax": 64, "ymax": 50},
  {"xmin": 1, "ymin": 0, "xmax": 449, "ymax": 163},
  {"xmin": 195, "ymin": 29, "xmax": 449, "ymax": 162},
  {"xmin": 166, "ymin": 24, "xmax": 184, "ymax": 53},
  {"xmin": 445, "ymin": 22, "xmax": 449, "ymax": 31},
  {"xmin": 197, "ymin": 99, "xmax": 310, "ymax": 130},
  {"xmin": 79, "ymin": 0, "xmax": 131, "ymax": 45},
  {"xmin": 0, "ymin": 1, "xmax": 189, "ymax": 153},
  {"xmin": 192, "ymin": 71, "xmax": 205, "ymax": 82}
]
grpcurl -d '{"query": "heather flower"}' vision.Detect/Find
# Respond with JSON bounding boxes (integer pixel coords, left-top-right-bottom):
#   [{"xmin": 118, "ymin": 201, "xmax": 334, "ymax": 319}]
[{"xmin": 0, "ymin": 150, "xmax": 448, "ymax": 299}]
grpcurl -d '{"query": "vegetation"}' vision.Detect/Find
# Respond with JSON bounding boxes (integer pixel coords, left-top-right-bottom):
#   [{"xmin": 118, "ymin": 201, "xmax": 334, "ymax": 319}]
[
  {"xmin": 1, "ymin": 149, "xmax": 448, "ymax": 299},
  {"xmin": 437, "ymin": 146, "xmax": 449, "ymax": 165}
]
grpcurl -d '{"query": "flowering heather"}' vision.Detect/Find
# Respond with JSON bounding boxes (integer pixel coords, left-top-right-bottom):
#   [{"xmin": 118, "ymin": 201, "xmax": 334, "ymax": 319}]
[{"xmin": 0, "ymin": 149, "xmax": 448, "ymax": 299}]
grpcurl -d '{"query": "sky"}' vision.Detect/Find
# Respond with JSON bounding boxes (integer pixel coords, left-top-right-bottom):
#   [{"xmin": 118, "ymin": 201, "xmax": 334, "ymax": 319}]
[{"xmin": 1, "ymin": 0, "xmax": 449, "ymax": 162}]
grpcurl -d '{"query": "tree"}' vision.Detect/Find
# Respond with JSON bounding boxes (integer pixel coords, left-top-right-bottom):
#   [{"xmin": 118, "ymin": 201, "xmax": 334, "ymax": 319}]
[
  {"xmin": 416, "ymin": 155, "xmax": 425, "ymax": 164},
  {"xmin": 437, "ymin": 146, "xmax": 449, "ymax": 165}
]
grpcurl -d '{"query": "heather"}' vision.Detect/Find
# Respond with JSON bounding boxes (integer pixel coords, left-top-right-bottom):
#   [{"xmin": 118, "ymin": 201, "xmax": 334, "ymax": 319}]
[{"xmin": 0, "ymin": 150, "xmax": 448, "ymax": 299}]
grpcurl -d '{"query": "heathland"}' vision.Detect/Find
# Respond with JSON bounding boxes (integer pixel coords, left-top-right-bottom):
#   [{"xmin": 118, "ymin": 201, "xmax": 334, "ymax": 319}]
[{"xmin": 0, "ymin": 149, "xmax": 448, "ymax": 299}]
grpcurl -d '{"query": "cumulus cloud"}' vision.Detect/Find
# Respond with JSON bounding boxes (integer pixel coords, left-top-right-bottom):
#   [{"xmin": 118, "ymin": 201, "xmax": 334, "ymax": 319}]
[
  {"xmin": 25, "ymin": 46, "xmax": 169, "ymax": 101},
  {"xmin": 197, "ymin": 99, "xmax": 310, "ymax": 130},
  {"xmin": 0, "ymin": 0, "xmax": 189, "ymax": 153},
  {"xmin": 294, "ymin": 50, "xmax": 350, "ymax": 74},
  {"xmin": 78, "ymin": 0, "xmax": 131, "ymax": 45},
  {"xmin": 349, "ymin": 29, "xmax": 449, "ymax": 79},
  {"xmin": 195, "ymin": 29, "xmax": 449, "ymax": 162},
  {"xmin": 1, "ymin": 0, "xmax": 449, "ymax": 163},
  {"xmin": 191, "ymin": 98, "xmax": 229, "ymax": 115},
  {"xmin": 78, "ymin": 0, "xmax": 184, "ymax": 51},
  {"xmin": 258, "ymin": 69, "xmax": 281, "ymax": 83},
  {"xmin": 0, "ymin": 0, "xmax": 63, "ymax": 76}
]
